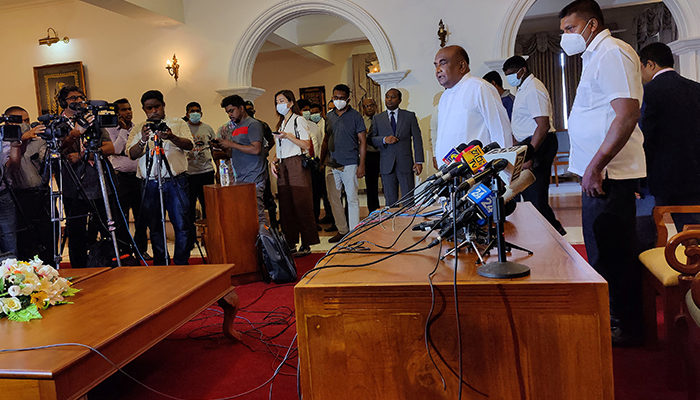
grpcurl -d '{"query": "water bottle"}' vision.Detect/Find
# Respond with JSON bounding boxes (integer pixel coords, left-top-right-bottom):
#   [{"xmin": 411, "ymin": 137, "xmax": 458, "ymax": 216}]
[{"xmin": 219, "ymin": 159, "xmax": 230, "ymax": 186}]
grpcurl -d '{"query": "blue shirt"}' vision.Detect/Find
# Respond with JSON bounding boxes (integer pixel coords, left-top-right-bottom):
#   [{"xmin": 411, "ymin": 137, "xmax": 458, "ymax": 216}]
[{"xmin": 326, "ymin": 106, "xmax": 366, "ymax": 166}]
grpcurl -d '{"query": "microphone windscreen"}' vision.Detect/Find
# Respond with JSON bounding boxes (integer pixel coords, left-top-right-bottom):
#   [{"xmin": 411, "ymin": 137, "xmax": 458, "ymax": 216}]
[
  {"xmin": 502, "ymin": 169, "xmax": 536, "ymax": 203},
  {"xmin": 37, "ymin": 114, "xmax": 56, "ymax": 122},
  {"xmin": 466, "ymin": 139, "xmax": 483, "ymax": 149},
  {"xmin": 483, "ymin": 142, "xmax": 501, "ymax": 153},
  {"xmin": 89, "ymin": 100, "xmax": 109, "ymax": 107}
]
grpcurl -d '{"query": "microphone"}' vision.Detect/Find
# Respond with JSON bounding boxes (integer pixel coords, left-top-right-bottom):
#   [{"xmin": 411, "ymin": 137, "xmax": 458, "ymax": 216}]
[
  {"xmin": 456, "ymin": 159, "xmax": 509, "ymax": 192},
  {"xmin": 428, "ymin": 183, "xmax": 496, "ymax": 247},
  {"xmin": 482, "ymin": 142, "xmax": 501, "ymax": 153},
  {"xmin": 441, "ymin": 143, "xmax": 469, "ymax": 165},
  {"xmin": 483, "ymin": 145, "xmax": 530, "ymax": 184},
  {"xmin": 501, "ymin": 169, "xmax": 536, "ymax": 203},
  {"xmin": 428, "ymin": 143, "xmax": 468, "ymax": 181}
]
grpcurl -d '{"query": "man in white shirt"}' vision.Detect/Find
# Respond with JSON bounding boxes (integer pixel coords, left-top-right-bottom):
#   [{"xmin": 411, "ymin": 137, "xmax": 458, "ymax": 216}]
[
  {"xmin": 433, "ymin": 45, "xmax": 512, "ymax": 167},
  {"xmin": 560, "ymin": 0, "xmax": 646, "ymax": 346},
  {"xmin": 502, "ymin": 56, "xmax": 566, "ymax": 236},
  {"xmin": 127, "ymin": 90, "xmax": 194, "ymax": 265}
]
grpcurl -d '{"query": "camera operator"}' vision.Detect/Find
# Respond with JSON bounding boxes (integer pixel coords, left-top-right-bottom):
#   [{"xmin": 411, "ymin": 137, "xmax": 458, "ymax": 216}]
[
  {"xmin": 3, "ymin": 106, "xmax": 56, "ymax": 265},
  {"xmin": 56, "ymin": 85, "xmax": 117, "ymax": 268},
  {"xmin": 127, "ymin": 90, "xmax": 194, "ymax": 266}
]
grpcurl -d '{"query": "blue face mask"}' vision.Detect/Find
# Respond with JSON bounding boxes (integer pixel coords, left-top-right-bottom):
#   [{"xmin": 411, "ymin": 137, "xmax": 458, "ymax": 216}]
[
  {"xmin": 309, "ymin": 113, "xmax": 321, "ymax": 123},
  {"xmin": 506, "ymin": 68, "xmax": 523, "ymax": 87},
  {"xmin": 189, "ymin": 112, "xmax": 202, "ymax": 124},
  {"xmin": 302, "ymin": 110, "xmax": 311, "ymax": 120}
]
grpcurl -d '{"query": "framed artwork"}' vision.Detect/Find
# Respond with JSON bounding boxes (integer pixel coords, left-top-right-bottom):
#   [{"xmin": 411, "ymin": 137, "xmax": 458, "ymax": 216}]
[
  {"xmin": 299, "ymin": 86, "xmax": 326, "ymax": 114},
  {"xmin": 33, "ymin": 61, "xmax": 86, "ymax": 116}
]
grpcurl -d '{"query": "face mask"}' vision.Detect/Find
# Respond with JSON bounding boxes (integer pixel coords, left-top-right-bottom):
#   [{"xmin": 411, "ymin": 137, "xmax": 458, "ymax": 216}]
[
  {"xmin": 188, "ymin": 112, "xmax": 201, "ymax": 124},
  {"xmin": 302, "ymin": 110, "xmax": 311, "ymax": 120},
  {"xmin": 310, "ymin": 113, "xmax": 321, "ymax": 123},
  {"xmin": 560, "ymin": 19, "xmax": 593, "ymax": 56},
  {"xmin": 276, "ymin": 103, "xmax": 290, "ymax": 116},
  {"xmin": 333, "ymin": 99, "xmax": 347, "ymax": 111},
  {"xmin": 506, "ymin": 69, "xmax": 522, "ymax": 87}
]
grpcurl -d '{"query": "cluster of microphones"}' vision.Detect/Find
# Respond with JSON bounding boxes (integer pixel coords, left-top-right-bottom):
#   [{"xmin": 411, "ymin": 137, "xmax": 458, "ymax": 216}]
[{"xmin": 412, "ymin": 139, "xmax": 537, "ymax": 250}]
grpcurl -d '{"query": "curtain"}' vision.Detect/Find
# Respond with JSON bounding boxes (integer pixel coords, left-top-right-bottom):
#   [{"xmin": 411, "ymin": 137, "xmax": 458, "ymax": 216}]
[
  {"xmin": 351, "ymin": 53, "xmax": 382, "ymax": 111},
  {"xmin": 634, "ymin": 3, "xmax": 678, "ymax": 51},
  {"xmin": 515, "ymin": 31, "xmax": 582, "ymax": 131}
]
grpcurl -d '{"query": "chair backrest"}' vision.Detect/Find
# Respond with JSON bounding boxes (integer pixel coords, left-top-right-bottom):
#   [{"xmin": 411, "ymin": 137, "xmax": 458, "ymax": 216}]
[
  {"xmin": 653, "ymin": 206, "xmax": 700, "ymax": 247},
  {"xmin": 555, "ymin": 130, "xmax": 570, "ymax": 153}
]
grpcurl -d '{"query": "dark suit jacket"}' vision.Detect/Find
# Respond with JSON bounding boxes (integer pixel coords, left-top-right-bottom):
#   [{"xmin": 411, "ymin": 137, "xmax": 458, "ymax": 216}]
[
  {"xmin": 369, "ymin": 109, "xmax": 424, "ymax": 175},
  {"xmin": 640, "ymin": 71, "xmax": 700, "ymax": 196}
]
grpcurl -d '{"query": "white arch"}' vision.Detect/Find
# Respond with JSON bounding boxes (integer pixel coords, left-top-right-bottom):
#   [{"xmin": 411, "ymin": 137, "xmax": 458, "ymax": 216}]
[
  {"xmin": 494, "ymin": 0, "xmax": 700, "ymax": 60},
  {"xmin": 227, "ymin": 0, "xmax": 397, "ymax": 88}
]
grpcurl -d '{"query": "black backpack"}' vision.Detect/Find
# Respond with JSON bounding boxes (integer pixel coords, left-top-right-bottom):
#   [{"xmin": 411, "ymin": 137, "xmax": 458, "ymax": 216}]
[{"xmin": 257, "ymin": 226, "xmax": 297, "ymax": 283}]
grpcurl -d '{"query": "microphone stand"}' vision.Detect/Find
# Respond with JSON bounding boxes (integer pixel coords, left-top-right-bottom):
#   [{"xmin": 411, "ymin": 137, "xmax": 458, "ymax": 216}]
[{"xmin": 476, "ymin": 177, "xmax": 530, "ymax": 279}]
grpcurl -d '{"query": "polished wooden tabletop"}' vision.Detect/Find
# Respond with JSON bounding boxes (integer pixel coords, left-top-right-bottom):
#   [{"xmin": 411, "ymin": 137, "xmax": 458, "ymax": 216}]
[
  {"xmin": 58, "ymin": 267, "xmax": 110, "ymax": 284},
  {"xmin": 300, "ymin": 203, "xmax": 601, "ymax": 286},
  {"xmin": 0, "ymin": 264, "xmax": 236, "ymax": 380}
]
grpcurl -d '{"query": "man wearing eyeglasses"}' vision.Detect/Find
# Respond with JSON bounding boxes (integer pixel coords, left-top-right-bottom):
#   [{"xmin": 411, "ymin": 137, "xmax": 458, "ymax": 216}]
[
  {"xmin": 57, "ymin": 85, "xmax": 117, "ymax": 268},
  {"xmin": 319, "ymin": 84, "xmax": 367, "ymax": 242}
]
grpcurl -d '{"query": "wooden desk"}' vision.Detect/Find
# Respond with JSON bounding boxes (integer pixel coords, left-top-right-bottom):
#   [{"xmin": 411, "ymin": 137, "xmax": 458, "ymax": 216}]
[
  {"xmin": 0, "ymin": 264, "xmax": 239, "ymax": 400},
  {"xmin": 59, "ymin": 267, "xmax": 110, "ymax": 284},
  {"xmin": 295, "ymin": 203, "xmax": 613, "ymax": 399},
  {"xmin": 203, "ymin": 183, "xmax": 261, "ymax": 285}
]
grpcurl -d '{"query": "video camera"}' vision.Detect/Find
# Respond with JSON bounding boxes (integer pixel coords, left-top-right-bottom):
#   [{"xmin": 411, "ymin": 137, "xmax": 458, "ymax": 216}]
[
  {"xmin": 69, "ymin": 100, "xmax": 118, "ymax": 129},
  {"xmin": 36, "ymin": 114, "xmax": 73, "ymax": 141},
  {"xmin": 0, "ymin": 114, "xmax": 23, "ymax": 142}
]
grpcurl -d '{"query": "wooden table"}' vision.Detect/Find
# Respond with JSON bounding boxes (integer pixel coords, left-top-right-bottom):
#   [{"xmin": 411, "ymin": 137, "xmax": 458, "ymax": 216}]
[
  {"xmin": 295, "ymin": 203, "xmax": 613, "ymax": 399},
  {"xmin": 0, "ymin": 264, "xmax": 240, "ymax": 400}
]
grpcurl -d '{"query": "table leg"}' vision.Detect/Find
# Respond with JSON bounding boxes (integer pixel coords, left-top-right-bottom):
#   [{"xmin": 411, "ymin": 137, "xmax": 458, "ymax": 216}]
[{"xmin": 218, "ymin": 288, "xmax": 243, "ymax": 341}]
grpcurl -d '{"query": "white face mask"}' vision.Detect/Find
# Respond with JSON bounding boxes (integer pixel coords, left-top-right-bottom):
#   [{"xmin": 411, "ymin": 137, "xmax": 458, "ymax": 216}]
[
  {"xmin": 560, "ymin": 19, "xmax": 594, "ymax": 56},
  {"xmin": 276, "ymin": 102, "xmax": 290, "ymax": 116},
  {"xmin": 333, "ymin": 99, "xmax": 347, "ymax": 111},
  {"xmin": 506, "ymin": 68, "xmax": 523, "ymax": 87}
]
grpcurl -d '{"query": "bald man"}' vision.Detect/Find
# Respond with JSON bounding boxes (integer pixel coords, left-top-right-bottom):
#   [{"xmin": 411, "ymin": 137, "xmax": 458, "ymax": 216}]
[{"xmin": 433, "ymin": 45, "xmax": 512, "ymax": 166}]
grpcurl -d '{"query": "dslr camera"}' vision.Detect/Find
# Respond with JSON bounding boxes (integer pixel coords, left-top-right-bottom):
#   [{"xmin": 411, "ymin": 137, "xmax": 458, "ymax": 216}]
[
  {"xmin": 0, "ymin": 114, "xmax": 23, "ymax": 142},
  {"xmin": 146, "ymin": 119, "xmax": 169, "ymax": 133},
  {"xmin": 69, "ymin": 100, "xmax": 118, "ymax": 129}
]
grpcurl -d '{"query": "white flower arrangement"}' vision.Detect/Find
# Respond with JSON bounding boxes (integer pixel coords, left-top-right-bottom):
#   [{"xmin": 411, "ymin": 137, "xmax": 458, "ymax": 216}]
[{"xmin": 0, "ymin": 257, "xmax": 80, "ymax": 322}]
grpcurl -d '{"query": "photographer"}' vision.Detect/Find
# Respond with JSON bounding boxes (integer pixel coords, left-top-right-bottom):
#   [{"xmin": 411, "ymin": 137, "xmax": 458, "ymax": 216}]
[
  {"xmin": 56, "ymin": 85, "xmax": 117, "ymax": 268},
  {"xmin": 127, "ymin": 90, "xmax": 194, "ymax": 266},
  {"xmin": 3, "ymin": 106, "xmax": 56, "ymax": 265},
  {"xmin": 0, "ymin": 112, "xmax": 24, "ymax": 256}
]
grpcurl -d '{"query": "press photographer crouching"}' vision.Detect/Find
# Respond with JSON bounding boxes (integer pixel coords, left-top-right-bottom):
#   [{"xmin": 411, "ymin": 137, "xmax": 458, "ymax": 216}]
[
  {"xmin": 3, "ymin": 106, "xmax": 56, "ymax": 265},
  {"xmin": 127, "ymin": 90, "xmax": 194, "ymax": 266}
]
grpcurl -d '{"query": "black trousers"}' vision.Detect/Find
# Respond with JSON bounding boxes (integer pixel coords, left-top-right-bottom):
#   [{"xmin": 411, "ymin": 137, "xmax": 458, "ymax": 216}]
[
  {"xmin": 14, "ymin": 187, "xmax": 57, "ymax": 266},
  {"xmin": 365, "ymin": 151, "xmax": 381, "ymax": 213},
  {"xmin": 311, "ymin": 165, "xmax": 333, "ymax": 222},
  {"xmin": 582, "ymin": 178, "xmax": 642, "ymax": 333},
  {"xmin": 519, "ymin": 133, "xmax": 564, "ymax": 232},
  {"xmin": 188, "ymin": 170, "xmax": 215, "ymax": 222}
]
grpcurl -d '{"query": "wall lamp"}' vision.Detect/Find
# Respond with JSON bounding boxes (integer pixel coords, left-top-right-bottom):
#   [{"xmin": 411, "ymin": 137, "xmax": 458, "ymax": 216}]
[
  {"xmin": 39, "ymin": 28, "xmax": 69, "ymax": 46},
  {"xmin": 166, "ymin": 54, "xmax": 179, "ymax": 81}
]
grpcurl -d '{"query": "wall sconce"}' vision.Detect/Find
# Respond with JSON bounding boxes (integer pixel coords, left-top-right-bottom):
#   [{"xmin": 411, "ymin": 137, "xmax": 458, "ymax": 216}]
[
  {"xmin": 166, "ymin": 54, "xmax": 179, "ymax": 81},
  {"xmin": 369, "ymin": 61, "xmax": 380, "ymax": 74},
  {"xmin": 38, "ymin": 28, "xmax": 69, "ymax": 46}
]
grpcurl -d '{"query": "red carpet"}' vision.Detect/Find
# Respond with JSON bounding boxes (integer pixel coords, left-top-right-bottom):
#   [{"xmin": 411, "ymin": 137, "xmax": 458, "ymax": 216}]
[{"xmin": 87, "ymin": 248, "xmax": 687, "ymax": 400}]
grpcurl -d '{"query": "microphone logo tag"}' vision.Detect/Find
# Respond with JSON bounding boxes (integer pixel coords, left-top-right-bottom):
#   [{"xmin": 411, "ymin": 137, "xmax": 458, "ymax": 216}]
[
  {"xmin": 442, "ymin": 147, "xmax": 461, "ymax": 164},
  {"xmin": 462, "ymin": 146, "xmax": 487, "ymax": 173},
  {"xmin": 467, "ymin": 183, "xmax": 494, "ymax": 225}
]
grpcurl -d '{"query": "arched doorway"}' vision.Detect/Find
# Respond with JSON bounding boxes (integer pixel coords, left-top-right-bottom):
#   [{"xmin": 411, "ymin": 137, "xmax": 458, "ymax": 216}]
[
  {"xmin": 218, "ymin": 0, "xmax": 407, "ymax": 100},
  {"xmin": 494, "ymin": 0, "xmax": 700, "ymax": 79}
]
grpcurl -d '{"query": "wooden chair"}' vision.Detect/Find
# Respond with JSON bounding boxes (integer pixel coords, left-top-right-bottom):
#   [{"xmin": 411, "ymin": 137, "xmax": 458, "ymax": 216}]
[
  {"xmin": 550, "ymin": 131, "xmax": 569, "ymax": 187},
  {"xmin": 639, "ymin": 206, "xmax": 700, "ymax": 385},
  {"xmin": 665, "ymin": 229, "xmax": 700, "ymax": 399}
]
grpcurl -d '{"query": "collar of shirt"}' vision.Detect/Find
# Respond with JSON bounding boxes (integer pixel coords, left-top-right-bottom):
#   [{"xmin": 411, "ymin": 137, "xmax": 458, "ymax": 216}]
[
  {"xmin": 446, "ymin": 72, "xmax": 471, "ymax": 92},
  {"xmin": 516, "ymin": 74, "xmax": 535, "ymax": 93},
  {"xmin": 652, "ymin": 67, "xmax": 675, "ymax": 80},
  {"xmin": 582, "ymin": 29, "xmax": 612, "ymax": 61},
  {"xmin": 119, "ymin": 122, "xmax": 134, "ymax": 132},
  {"xmin": 500, "ymin": 89, "xmax": 512, "ymax": 99},
  {"xmin": 387, "ymin": 108, "xmax": 400, "ymax": 125}
]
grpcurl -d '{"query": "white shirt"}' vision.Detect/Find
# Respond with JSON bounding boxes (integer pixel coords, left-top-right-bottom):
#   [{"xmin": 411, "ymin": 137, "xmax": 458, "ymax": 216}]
[
  {"xmin": 308, "ymin": 118, "xmax": 322, "ymax": 158},
  {"xmin": 126, "ymin": 117, "xmax": 193, "ymax": 179},
  {"xmin": 511, "ymin": 75, "xmax": 555, "ymax": 142},
  {"xmin": 568, "ymin": 29, "xmax": 646, "ymax": 179},
  {"xmin": 653, "ymin": 67, "xmax": 675, "ymax": 80},
  {"xmin": 387, "ymin": 108, "xmax": 399, "ymax": 126},
  {"xmin": 105, "ymin": 123, "xmax": 139, "ymax": 173},
  {"xmin": 276, "ymin": 113, "xmax": 310, "ymax": 159},
  {"xmin": 436, "ymin": 73, "xmax": 513, "ymax": 166}
]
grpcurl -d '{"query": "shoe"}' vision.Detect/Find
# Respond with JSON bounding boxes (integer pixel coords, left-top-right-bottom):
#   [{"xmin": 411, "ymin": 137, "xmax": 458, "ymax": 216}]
[
  {"xmin": 289, "ymin": 245, "xmax": 297, "ymax": 254},
  {"xmin": 328, "ymin": 232, "xmax": 346, "ymax": 243},
  {"xmin": 556, "ymin": 226, "xmax": 567, "ymax": 236},
  {"xmin": 318, "ymin": 216, "xmax": 335, "ymax": 224},
  {"xmin": 294, "ymin": 246, "xmax": 311, "ymax": 258},
  {"xmin": 317, "ymin": 224, "xmax": 322, "ymax": 231},
  {"xmin": 324, "ymin": 224, "xmax": 338, "ymax": 232},
  {"xmin": 141, "ymin": 252, "xmax": 153, "ymax": 261},
  {"xmin": 611, "ymin": 326, "xmax": 644, "ymax": 348}
]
